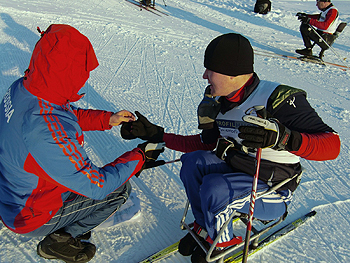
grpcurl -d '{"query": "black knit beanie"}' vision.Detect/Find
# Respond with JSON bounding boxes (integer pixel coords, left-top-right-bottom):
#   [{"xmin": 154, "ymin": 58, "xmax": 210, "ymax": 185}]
[{"xmin": 204, "ymin": 33, "xmax": 254, "ymax": 76}]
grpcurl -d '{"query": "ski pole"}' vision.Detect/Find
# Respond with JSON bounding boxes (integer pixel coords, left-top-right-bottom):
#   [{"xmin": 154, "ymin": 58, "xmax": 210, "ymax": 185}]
[
  {"xmin": 135, "ymin": 158, "xmax": 181, "ymax": 177},
  {"xmin": 242, "ymin": 147, "xmax": 262, "ymax": 263},
  {"xmin": 144, "ymin": 158, "xmax": 181, "ymax": 169},
  {"xmin": 309, "ymin": 25, "xmax": 350, "ymax": 70},
  {"xmin": 242, "ymin": 106, "xmax": 266, "ymax": 263},
  {"xmin": 164, "ymin": 158, "xmax": 181, "ymax": 164}
]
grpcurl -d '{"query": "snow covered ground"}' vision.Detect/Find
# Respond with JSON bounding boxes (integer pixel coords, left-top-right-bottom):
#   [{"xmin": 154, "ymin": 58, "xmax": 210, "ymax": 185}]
[{"xmin": 0, "ymin": 0, "xmax": 350, "ymax": 262}]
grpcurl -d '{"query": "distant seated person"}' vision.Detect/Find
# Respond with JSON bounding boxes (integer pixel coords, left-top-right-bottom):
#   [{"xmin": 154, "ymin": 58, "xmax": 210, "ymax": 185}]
[
  {"xmin": 254, "ymin": 0, "xmax": 271, "ymax": 15},
  {"xmin": 295, "ymin": 0, "xmax": 339, "ymax": 58},
  {"xmin": 142, "ymin": 0, "xmax": 152, "ymax": 6}
]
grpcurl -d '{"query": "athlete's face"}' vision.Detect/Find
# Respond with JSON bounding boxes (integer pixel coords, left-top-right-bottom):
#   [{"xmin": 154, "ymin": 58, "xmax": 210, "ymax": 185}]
[
  {"xmin": 202, "ymin": 69, "xmax": 237, "ymax": 97},
  {"xmin": 316, "ymin": 0, "xmax": 330, "ymax": 10},
  {"xmin": 202, "ymin": 69, "xmax": 253, "ymax": 98}
]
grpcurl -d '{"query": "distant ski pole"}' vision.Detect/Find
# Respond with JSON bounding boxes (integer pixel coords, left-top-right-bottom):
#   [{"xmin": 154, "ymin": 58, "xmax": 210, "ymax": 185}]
[
  {"xmin": 242, "ymin": 106, "xmax": 266, "ymax": 263},
  {"xmin": 309, "ymin": 25, "xmax": 350, "ymax": 70}
]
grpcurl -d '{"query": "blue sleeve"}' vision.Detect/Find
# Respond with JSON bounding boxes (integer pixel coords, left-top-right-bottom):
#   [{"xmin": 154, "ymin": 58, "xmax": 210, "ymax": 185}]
[{"xmin": 23, "ymin": 107, "xmax": 143, "ymax": 200}]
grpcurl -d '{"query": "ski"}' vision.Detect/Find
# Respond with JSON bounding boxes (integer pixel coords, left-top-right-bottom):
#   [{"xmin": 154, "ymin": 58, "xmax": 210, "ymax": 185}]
[
  {"xmin": 224, "ymin": 210, "xmax": 317, "ymax": 263},
  {"xmin": 125, "ymin": 0, "xmax": 168, "ymax": 16},
  {"xmin": 147, "ymin": 5, "xmax": 169, "ymax": 16},
  {"xmin": 125, "ymin": 0, "xmax": 160, "ymax": 16},
  {"xmin": 139, "ymin": 217, "xmax": 240, "ymax": 263},
  {"xmin": 139, "ymin": 211, "xmax": 316, "ymax": 263},
  {"xmin": 299, "ymin": 56, "xmax": 326, "ymax": 66},
  {"xmin": 139, "ymin": 240, "xmax": 179, "ymax": 263},
  {"xmin": 254, "ymin": 49, "xmax": 348, "ymax": 70}
]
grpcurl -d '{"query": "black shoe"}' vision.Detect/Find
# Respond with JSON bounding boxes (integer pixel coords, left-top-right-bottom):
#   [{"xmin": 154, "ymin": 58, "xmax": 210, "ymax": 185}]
[
  {"xmin": 178, "ymin": 233, "xmax": 199, "ymax": 256},
  {"xmin": 76, "ymin": 231, "xmax": 91, "ymax": 240},
  {"xmin": 191, "ymin": 244, "xmax": 221, "ymax": 263},
  {"xmin": 37, "ymin": 230, "xmax": 96, "ymax": 263},
  {"xmin": 296, "ymin": 48, "xmax": 313, "ymax": 57}
]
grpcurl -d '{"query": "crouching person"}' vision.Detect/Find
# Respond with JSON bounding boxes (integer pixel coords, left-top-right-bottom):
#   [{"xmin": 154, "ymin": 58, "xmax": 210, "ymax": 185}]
[{"xmin": 0, "ymin": 24, "xmax": 164, "ymax": 263}]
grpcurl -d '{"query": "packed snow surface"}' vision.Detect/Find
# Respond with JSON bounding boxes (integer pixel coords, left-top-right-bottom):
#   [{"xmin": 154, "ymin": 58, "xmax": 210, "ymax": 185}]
[{"xmin": 0, "ymin": 0, "xmax": 350, "ymax": 262}]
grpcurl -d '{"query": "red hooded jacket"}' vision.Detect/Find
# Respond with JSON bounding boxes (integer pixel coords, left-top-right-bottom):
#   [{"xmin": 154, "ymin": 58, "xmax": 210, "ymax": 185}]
[{"xmin": 0, "ymin": 24, "xmax": 145, "ymax": 234}]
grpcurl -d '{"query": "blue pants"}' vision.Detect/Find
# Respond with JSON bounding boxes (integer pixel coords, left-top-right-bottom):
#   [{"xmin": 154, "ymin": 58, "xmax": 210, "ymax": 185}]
[
  {"xmin": 180, "ymin": 151, "xmax": 291, "ymax": 245},
  {"xmin": 23, "ymin": 181, "xmax": 131, "ymax": 238}
]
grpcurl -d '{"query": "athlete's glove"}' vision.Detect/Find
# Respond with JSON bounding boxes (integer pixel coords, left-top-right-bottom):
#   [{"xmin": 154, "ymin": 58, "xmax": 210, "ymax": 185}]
[
  {"xmin": 135, "ymin": 142, "xmax": 165, "ymax": 177},
  {"xmin": 197, "ymin": 85, "xmax": 221, "ymax": 130},
  {"xmin": 238, "ymin": 114, "xmax": 301, "ymax": 151},
  {"xmin": 121, "ymin": 111, "xmax": 164, "ymax": 142},
  {"xmin": 296, "ymin": 12, "xmax": 306, "ymax": 17},
  {"xmin": 214, "ymin": 137, "xmax": 249, "ymax": 161},
  {"xmin": 296, "ymin": 13, "xmax": 310, "ymax": 24}
]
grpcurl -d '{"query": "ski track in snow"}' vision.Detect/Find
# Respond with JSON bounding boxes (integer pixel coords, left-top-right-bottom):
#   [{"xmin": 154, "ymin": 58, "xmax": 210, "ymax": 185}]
[{"xmin": 0, "ymin": 0, "xmax": 350, "ymax": 262}]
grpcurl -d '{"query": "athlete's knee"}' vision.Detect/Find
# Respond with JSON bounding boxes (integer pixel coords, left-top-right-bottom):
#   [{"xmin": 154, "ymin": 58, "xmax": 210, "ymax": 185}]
[
  {"xmin": 200, "ymin": 173, "xmax": 230, "ymax": 209},
  {"xmin": 180, "ymin": 150, "xmax": 208, "ymax": 165},
  {"xmin": 124, "ymin": 180, "xmax": 132, "ymax": 196},
  {"xmin": 111, "ymin": 180, "xmax": 132, "ymax": 200},
  {"xmin": 300, "ymin": 24, "xmax": 311, "ymax": 34},
  {"xmin": 180, "ymin": 151, "xmax": 208, "ymax": 181}
]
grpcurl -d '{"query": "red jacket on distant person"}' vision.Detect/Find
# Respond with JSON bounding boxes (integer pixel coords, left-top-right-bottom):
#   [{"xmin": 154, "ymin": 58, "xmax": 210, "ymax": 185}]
[{"xmin": 307, "ymin": 3, "xmax": 339, "ymax": 34}]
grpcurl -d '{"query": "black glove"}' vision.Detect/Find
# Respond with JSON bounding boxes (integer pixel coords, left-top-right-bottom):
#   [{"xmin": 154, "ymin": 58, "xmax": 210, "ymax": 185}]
[
  {"xmin": 120, "ymin": 121, "xmax": 136, "ymax": 139},
  {"xmin": 121, "ymin": 111, "xmax": 164, "ymax": 142},
  {"xmin": 214, "ymin": 137, "xmax": 241, "ymax": 160},
  {"xmin": 238, "ymin": 114, "xmax": 302, "ymax": 151},
  {"xmin": 296, "ymin": 13, "xmax": 310, "ymax": 24},
  {"xmin": 135, "ymin": 142, "xmax": 165, "ymax": 177},
  {"xmin": 197, "ymin": 85, "xmax": 221, "ymax": 130},
  {"xmin": 201, "ymin": 123, "xmax": 221, "ymax": 144}
]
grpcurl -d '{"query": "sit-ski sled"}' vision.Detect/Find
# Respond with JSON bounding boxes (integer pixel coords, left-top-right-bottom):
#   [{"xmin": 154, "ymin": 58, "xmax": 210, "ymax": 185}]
[{"xmin": 179, "ymin": 171, "xmax": 312, "ymax": 263}]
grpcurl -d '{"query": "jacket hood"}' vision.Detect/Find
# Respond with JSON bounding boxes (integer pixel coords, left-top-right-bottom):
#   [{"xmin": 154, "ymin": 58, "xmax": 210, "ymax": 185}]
[{"xmin": 23, "ymin": 24, "xmax": 99, "ymax": 105}]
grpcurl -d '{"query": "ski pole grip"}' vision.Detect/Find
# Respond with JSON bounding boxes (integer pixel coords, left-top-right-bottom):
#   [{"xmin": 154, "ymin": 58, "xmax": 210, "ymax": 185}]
[{"xmin": 253, "ymin": 105, "xmax": 267, "ymax": 119}]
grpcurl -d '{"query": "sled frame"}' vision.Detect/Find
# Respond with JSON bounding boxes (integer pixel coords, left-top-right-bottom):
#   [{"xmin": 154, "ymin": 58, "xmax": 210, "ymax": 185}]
[{"xmin": 179, "ymin": 172, "xmax": 302, "ymax": 262}]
